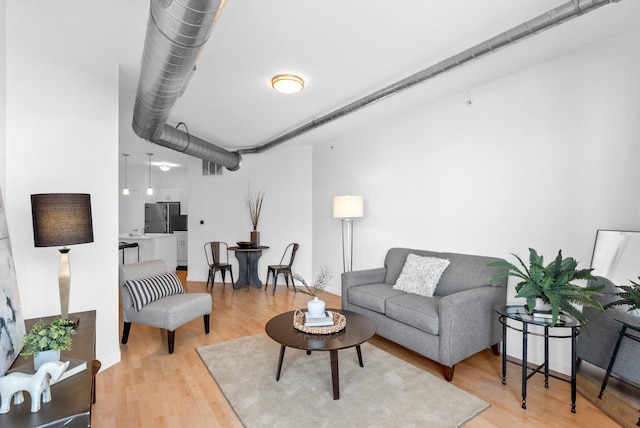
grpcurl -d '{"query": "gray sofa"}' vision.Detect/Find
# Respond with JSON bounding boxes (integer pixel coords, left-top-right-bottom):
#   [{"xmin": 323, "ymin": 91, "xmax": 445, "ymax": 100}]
[
  {"xmin": 341, "ymin": 247, "xmax": 508, "ymax": 381},
  {"xmin": 578, "ymin": 276, "xmax": 640, "ymax": 387}
]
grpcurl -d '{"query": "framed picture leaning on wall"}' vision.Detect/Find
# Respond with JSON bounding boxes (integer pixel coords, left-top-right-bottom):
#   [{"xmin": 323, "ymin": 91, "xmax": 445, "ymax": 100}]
[{"xmin": 0, "ymin": 187, "xmax": 26, "ymax": 376}]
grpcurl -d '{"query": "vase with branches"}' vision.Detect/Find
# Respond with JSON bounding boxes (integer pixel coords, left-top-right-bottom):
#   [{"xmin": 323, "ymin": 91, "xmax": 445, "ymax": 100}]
[
  {"xmin": 293, "ymin": 266, "xmax": 333, "ymax": 317},
  {"xmin": 293, "ymin": 266, "xmax": 332, "ymax": 297},
  {"xmin": 244, "ymin": 188, "xmax": 265, "ymax": 246}
]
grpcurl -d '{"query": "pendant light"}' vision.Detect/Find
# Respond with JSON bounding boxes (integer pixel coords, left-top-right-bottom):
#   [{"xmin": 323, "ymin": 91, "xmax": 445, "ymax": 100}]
[
  {"xmin": 122, "ymin": 154, "xmax": 130, "ymax": 195},
  {"xmin": 146, "ymin": 153, "xmax": 154, "ymax": 195}
]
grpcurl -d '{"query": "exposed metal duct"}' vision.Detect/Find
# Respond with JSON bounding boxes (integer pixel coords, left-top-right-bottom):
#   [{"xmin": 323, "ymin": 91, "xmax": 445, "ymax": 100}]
[
  {"xmin": 133, "ymin": 0, "xmax": 620, "ymax": 168},
  {"xmin": 132, "ymin": 0, "xmax": 241, "ymax": 171},
  {"xmin": 238, "ymin": 0, "xmax": 621, "ymax": 154}
]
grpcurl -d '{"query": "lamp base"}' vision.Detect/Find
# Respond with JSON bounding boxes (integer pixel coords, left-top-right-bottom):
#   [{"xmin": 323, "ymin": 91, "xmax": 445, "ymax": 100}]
[
  {"xmin": 341, "ymin": 219, "xmax": 354, "ymax": 272},
  {"xmin": 62, "ymin": 317, "xmax": 80, "ymax": 328}
]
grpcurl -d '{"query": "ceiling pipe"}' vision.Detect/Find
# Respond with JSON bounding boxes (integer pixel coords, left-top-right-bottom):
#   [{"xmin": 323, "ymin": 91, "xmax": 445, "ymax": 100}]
[
  {"xmin": 238, "ymin": 0, "xmax": 621, "ymax": 154},
  {"xmin": 132, "ymin": 0, "xmax": 241, "ymax": 171},
  {"xmin": 133, "ymin": 0, "xmax": 620, "ymax": 167}
]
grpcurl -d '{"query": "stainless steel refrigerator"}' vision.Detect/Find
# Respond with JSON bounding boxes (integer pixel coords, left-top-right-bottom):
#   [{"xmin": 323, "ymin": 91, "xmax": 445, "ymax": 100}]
[{"xmin": 145, "ymin": 202, "xmax": 187, "ymax": 233}]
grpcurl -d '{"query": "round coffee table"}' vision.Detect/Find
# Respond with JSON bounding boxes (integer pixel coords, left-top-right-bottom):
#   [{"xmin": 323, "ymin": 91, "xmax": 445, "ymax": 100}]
[{"xmin": 265, "ymin": 309, "xmax": 376, "ymax": 400}]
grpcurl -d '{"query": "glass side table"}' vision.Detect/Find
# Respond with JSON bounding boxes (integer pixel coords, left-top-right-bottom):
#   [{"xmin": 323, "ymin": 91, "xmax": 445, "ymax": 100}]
[{"xmin": 495, "ymin": 305, "xmax": 581, "ymax": 413}]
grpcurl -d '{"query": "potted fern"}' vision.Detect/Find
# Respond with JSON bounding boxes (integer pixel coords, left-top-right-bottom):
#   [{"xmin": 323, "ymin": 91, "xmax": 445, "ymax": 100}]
[
  {"xmin": 490, "ymin": 248, "xmax": 604, "ymax": 327},
  {"xmin": 21, "ymin": 319, "xmax": 76, "ymax": 370},
  {"xmin": 604, "ymin": 277, "xmax": 640, "ymax": 313}
]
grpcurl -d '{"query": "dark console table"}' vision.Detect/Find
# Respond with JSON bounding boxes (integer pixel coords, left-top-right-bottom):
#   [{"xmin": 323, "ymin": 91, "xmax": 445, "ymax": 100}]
[{"xmin": 0, "ymin": 310, "xmax": 96, "ymax": 427}]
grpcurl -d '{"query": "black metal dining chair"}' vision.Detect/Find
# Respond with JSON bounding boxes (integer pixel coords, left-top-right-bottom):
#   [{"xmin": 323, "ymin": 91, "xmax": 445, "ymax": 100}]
[
  {"xmin": 265, "ymin": 243, "xmax": 299, "ymax": 295},
  {"xmin": 204, "ymin": 241, "xmax": 234, "ymax": 290}
]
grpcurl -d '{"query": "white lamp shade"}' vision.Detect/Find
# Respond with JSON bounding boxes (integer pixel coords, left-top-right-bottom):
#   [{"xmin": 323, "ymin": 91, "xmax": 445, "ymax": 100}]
[{"xmin": 333, "ymin": 195, "xmax": 364, "ymax": 219}]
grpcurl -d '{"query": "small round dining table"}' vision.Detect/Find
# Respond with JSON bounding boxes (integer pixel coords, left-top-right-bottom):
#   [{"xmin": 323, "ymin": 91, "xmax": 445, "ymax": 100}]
[{"xmin": 227, "ymin": 245, "xmax": 269, "ymax": 289}]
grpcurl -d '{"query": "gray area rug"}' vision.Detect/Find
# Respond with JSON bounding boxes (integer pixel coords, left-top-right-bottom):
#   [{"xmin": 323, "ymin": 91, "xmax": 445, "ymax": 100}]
[{"xmin": 197, "ymin": 334, "xmax": 489, "ymax": 427}]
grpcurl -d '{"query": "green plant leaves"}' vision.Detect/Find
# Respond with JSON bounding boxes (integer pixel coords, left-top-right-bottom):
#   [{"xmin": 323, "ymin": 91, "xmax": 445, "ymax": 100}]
[
  {"xmin": 20, "ymin": 319, "xmax": 76, "ymax": 357},
  {"xmin": 604, "ymin": 277, "xmax": 640, "ymax": 312},
  {"xmin": 490, "ymin": 248, "xmax": 603, "ymax": 327}
]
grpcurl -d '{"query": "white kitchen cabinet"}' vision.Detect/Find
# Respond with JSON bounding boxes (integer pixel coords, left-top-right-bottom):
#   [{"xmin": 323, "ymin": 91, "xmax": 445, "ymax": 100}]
[
  {"xmin": 174, "ymin": 231, "xmax": 188, "ymax": 267},
  {"xmin": 154, "ymin": 188, "xmax": 181, "ymax": 202}
]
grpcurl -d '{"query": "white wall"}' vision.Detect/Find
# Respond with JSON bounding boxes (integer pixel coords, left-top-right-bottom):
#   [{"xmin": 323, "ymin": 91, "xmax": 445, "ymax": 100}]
[
  {"xmin": 187, "ymin": 145, "xmax": 313, "ymax": 286},
  {"xmin": 4, "ymin": 4, "xmax": 121, "ymax": 369},
  {"xmin": 312, "ymin": 28, "xmax": 640, "ymax": 375}
]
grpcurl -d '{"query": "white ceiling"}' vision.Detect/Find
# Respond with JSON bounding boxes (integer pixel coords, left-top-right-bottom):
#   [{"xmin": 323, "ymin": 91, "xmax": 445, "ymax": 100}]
[{"xmin": 19, "ymin": 0, "xmax": 640, "ymax": 169}]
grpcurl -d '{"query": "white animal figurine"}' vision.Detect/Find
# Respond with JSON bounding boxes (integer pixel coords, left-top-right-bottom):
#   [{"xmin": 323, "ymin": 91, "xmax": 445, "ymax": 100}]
[{"xmin": 0, "ymin": 360, "xmax": 70, "ymax": 413}]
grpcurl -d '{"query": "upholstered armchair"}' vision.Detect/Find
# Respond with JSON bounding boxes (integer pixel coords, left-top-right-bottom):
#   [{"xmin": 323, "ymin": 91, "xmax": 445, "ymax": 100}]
[
  {"xmin": 578, "ymin": 276, "xmax": 640, "ymax": 386},
  {"xmin": 119, "ymin": 259, "xmax": 212, "ymax": 354}
]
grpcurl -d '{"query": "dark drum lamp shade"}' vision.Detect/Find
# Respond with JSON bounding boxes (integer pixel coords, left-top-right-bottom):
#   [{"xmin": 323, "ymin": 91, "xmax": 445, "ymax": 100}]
[
  {"xmin": 31, "ymin": 193, "xmax": 94, "ymax": 323},
  {"xmin": 31, "ymin": 193, "xmax": 94, "ymax": 247}
]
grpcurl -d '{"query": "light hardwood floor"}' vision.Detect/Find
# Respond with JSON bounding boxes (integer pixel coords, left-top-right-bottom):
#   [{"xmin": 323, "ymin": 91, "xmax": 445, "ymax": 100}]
[{"xmin": 92, "ymin": 273, "xmax": 622, "ymax": 427}]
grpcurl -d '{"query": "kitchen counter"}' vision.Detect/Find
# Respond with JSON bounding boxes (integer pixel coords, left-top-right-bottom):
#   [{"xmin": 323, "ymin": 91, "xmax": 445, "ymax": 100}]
[
  {"xmin": 119, "ymin": 233, "xmax": 177, "ymax": 240},
  {"xmin": 119, "ymin": 234, "xmax": 177, "ymax": 270}
]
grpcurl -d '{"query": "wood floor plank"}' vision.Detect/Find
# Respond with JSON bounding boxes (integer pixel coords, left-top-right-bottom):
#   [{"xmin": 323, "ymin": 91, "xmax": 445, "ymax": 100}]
[{"xmin": 92, "ymin": 273, "xmax": 624, "ymax": 427}]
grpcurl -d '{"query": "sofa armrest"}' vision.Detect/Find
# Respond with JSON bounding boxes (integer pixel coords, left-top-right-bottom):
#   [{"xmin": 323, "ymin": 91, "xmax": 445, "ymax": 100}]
[
  {"xmin": 341, "ymin": 268, "xmax": 387, "ymax": 309},
  {"xmin": 342, "ymin": 268, "xmax": 387, "ymax": 288},
  {"xmin": 438, "ymin": 285, "xmax": 507, "ymax": 366},
  {"xmin": 578, "ymin": 305, "xmax": 640, "ymax": 383}
]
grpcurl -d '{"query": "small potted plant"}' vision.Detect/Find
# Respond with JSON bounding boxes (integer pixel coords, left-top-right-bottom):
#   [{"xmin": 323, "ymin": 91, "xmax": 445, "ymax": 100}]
[
  {"xmin": 490, "ymin": 248, "xmax": 604, "ymax": 327},
  {"xmin": 21, "ymin": 319, "xmax": 76, "ymax": 370},
  {"xmin": 603, "ymin": 277, "xmax": 640, "ymax": 313},
  {"xmin": 293, "ymin": 266, "xmax": 333, "ymax": 317}
]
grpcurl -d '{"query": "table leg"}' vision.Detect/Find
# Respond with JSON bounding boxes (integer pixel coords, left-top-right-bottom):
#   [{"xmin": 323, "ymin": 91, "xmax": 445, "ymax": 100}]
[
  {"xmin": 544, "ymin": 325, "xmax": 549, "ymax": 388},
  {"xmin": 356, "ymin": 345, "xmax": 364, "ymax": 367},
  {"xmin": 233, "ymin": 252, "xmax": 249, "ymax": 289},
  {"xmin": 571, "ymin": 326, "xmax": 577, "ymax": 413},
  {"xmin": 502, "ymin": 315, "xmax": 507, "ymax": 385},
  {"xmin": 275, "ymin": 345, "xmax": 286, "ymax": 381},
  {"xmin": 522, "ymin": 322, "xmax": 528, "ymax": 409},
  {"xmin": 247, "ymin": 251, "xmax": 263, "ymax": 288},
  {"xmin": 599, "ymin": 325, "xmax": 627, "ymax": 399},
  {"xmin": 330, "ymin": 350, "xmax": 340, "ymax": 400}
]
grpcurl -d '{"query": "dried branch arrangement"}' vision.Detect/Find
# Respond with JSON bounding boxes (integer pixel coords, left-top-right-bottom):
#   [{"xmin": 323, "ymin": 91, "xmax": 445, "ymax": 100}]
[{"xmin": 244, "ymin": 187, "xmax": 265, "ymax": 231}]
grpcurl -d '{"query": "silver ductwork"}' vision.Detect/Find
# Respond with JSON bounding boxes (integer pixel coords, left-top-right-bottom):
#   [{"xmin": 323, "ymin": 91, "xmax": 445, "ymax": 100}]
[
  {"xmin": 133, "ymin": 0, "xmax": 620, "ymax": 167},
  {"xmin": 239, "ymin": 0, "xmax": 621, "ymax": 154},
  {"xmin": 132, "ymin": 0, "xmax": 241, "ymax": 171}
]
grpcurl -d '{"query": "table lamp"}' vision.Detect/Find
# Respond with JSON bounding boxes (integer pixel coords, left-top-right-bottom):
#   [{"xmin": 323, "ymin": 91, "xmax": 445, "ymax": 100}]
[
  {"xmin": 31, "ymin": 193, "xmax": 94, "ymax": 325},
  {"xmin": 333, "ymin": 195, "xmax": 364, "ymax": 272}
]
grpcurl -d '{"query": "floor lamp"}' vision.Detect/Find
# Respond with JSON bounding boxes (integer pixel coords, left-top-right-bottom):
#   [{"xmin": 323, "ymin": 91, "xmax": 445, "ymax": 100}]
[
  {"xmin": 31, "ymin": 193, "xmax": 94, "ymax": 325},
  {"xmin": 333, "ymin": 195, "xmax": 364, "ymax": 272}
]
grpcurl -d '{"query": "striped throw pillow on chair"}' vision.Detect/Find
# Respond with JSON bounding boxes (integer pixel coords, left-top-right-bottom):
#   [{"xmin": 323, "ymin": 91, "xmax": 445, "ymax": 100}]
[{"xmin": 124, "ymin": 272, "xmax": 185, "ymax": 311}]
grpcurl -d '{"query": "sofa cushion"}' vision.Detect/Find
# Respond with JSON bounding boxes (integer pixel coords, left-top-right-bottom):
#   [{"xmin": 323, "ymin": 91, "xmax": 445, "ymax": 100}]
[
  {"xmin": 124, "ymin": 272, "xmax": 185, "ymax": 311},
  {"xmin": 435, "ymin": 252, "xmax": 506, "ymax": 296},
  {"xmin": 384, "ymin": 248, "xmax": 438, "ymax": 285},
  {"xmin": 386, "ymin": 294, "xmax": 441, "ymax": 335},
  {"xmin": 393, "ymin": 254, "xmax": 450, "ymax": 297},
  {"xmin": 348, "ymin": 283, "xmax": 405, "ymax": 314}
]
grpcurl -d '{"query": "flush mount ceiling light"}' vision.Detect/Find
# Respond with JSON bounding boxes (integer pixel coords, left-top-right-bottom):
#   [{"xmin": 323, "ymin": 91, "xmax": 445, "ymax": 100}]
[
  {"xmin": 159, "ymin": 164, "xmax": 171, "ymax": 172},
  {"xmin": 271, "ymin": 74, "xmax": 304, "ymax": 94}
]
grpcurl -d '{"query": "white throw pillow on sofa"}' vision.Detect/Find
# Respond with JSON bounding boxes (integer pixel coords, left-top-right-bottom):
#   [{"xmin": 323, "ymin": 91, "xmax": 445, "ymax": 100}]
[{"xmin": 393, "ymin": 254, "xmax": 450, "ymax": 297}]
